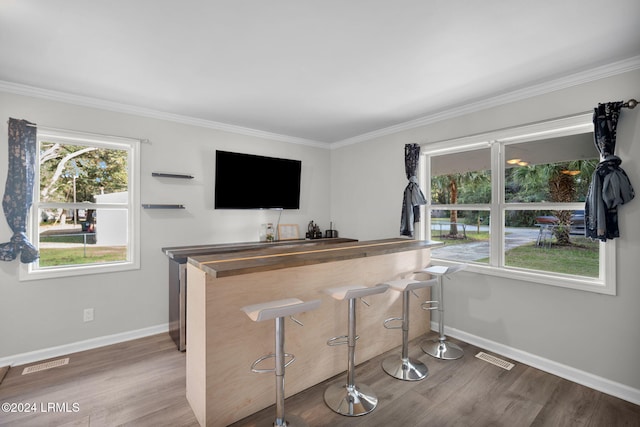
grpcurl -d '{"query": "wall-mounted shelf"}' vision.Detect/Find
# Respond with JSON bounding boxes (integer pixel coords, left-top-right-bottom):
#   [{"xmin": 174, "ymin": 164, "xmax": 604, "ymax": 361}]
[
  {"xmin": 142, "ymin": 204, "xmax": 186, "ymax": 209},
  {"xmin": 152, "ymin": 172, "xmax": 194, "ymax": 179}
]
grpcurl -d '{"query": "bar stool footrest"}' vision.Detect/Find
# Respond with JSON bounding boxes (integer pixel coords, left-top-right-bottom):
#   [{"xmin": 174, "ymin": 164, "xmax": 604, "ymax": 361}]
[
  {"xmin": 383, "ymin": 317, "xmax": 403, "ymax": 329},
  {"xmin": 421, "ymin": 300, "xmax": 439, "ymax": 311},
  {"xmin": 250, "ymin": 353, "xmax": 296, "ymax": 373},
  {"xmin": 327, "ymin": 335, "xmax": 359, "ymax": 346}
]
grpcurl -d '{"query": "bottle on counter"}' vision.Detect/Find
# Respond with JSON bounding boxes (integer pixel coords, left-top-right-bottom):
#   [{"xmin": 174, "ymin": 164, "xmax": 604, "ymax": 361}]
[{"xmin": 266, "ymin": 223, "xmax": 275, "ymax": 242}]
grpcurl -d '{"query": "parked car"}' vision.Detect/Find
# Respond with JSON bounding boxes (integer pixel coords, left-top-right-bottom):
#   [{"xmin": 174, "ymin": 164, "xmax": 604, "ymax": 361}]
[
  {"xmin": 535, "ymin": 210, "xmax": 585, "ymax": 235},
  {"xmin": 570, "ymin": 210, "xmax": 585, "ymax": 234}
]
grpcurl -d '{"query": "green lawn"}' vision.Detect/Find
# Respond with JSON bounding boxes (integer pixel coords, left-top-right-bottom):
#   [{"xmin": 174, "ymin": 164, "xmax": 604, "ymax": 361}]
[
  {"xmin": 432, "ymin": 231, "xmax": 490, "ymax": 244},
  {"xmin": 505, "ymin": 240, "xmax": 599, "ymax": 277},
  {"xmin": 434, "ymin": 231, "xmax": 599, "ymax": 278},
  {"xmin": 38, "ymin": 247, "xmax": 127, "ymax": 267},
  {"xmin": 40, "ymin": 234, "xmax": 96, "ymax": 244}
]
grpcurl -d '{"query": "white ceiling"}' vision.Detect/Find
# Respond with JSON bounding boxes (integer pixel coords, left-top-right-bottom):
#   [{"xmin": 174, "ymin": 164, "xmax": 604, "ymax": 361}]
[{"xmin": 1, "ymin": 0, "xmax": 639, "ymax": 145}]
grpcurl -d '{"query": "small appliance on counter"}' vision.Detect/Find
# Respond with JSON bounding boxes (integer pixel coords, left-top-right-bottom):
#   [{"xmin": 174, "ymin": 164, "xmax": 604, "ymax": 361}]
[{"xmin": 325, "ymin": 221, "xmax": 339, "ymax": 238}]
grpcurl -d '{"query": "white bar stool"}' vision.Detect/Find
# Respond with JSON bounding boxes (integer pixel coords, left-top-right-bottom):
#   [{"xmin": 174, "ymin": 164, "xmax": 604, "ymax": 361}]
[
  {"xmin": 242, "ymin": 298, "xmax": 321, "ymax": 427},
  {"xmin": 381, "ymin": 278, "xmax": 437, "ymax": 381},
  {"xmin": 323, "ymin": 283, "xmax": 390, "ymax": 416},
  {"xmin": 416, "ymin": 264, "xmax": 468, "ymax": 360}
]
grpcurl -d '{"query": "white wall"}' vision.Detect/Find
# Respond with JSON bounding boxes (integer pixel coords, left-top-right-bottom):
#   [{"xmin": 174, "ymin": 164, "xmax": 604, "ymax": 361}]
[
  {"xmin": 0, "ymin": 92, "xmax": 331, "ymax": 359},
  {"xmin": 330, "ymin": 69, "xmax": 640, "ymax": 395},
  {"xmin": 1, "ymin": 69, "xmax": 638, "ymax": 401}
]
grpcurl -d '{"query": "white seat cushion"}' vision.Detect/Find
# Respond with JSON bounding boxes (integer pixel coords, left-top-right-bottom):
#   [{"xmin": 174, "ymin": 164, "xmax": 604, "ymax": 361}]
[
  {"xmin": 242, "ymin": 298, "xmax": 321, "ymax": 322},
  {"xmin": 325, "ymin": 283, "xmax": 389, "ymax": 300},
  {"xmin": 417, "ymin": 264, "xmax": 468, "ymax": 277},
  {"xmin": 383, "ymin": 278, "xmax": 437, "ymax": 292}
]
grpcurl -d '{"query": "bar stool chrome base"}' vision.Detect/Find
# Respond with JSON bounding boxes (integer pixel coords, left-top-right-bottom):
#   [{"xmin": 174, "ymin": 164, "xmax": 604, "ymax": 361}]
[
  {"xmin": 242, "ymin": 298, "xmax": 321, "ymax": 427},
  {"xmin": 381, "ymin": 278, "xmax": 436, "ymax": 382},
  {"xmin": 381, "ymin": 356, "xmax": 429, "ymax": 381},
  {"xmin": 421, "ymin": 339, "xmax": 464, "ymax": 360},
  {"xmin": 415, "ymin": 264, "xmax": 468, "ymax": 361},
  {"xmin": 323, "ymin": 383, "xmax": 378, "ymax": 416},
  {"xmin": 265, "ymin": 413, "xmax": 307, "ymax": 427},
  {"xmin": 323, "ymin": 284, "xmax": 389, "ymax": 417}
]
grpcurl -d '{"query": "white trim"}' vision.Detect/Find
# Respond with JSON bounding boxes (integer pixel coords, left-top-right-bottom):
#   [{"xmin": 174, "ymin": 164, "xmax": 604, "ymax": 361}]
[
  {"xmin": 422, "ymin": 112, "xmax": 593, "ymax": 151},
  {"xmin": 21, "ymin": 261, "xmax": 140, "ymax": 281},
  {"xmin": 435, "ymin": 323, "xmax": 640, "ymax": 406},
  {"xmin": 0, "ymin": 80, "xmax": 327, "ymax": 149},
  {"xmin": 445, "ymin": 261, "xmax": 614, "ymax": 295},
  {"xmin": 21, "ymin": 130, "xmax": 141, "ymax": 281},
  {"xmin": 1, "ymin": 57, "xmax": 638, "ymax": 150},
  {"xmin": 0, "ymin": 324, "xmax": 169, "ymax": 368},
  {"xmin": 332, "ymin": 55, "xmax": 640, "ymax": 148},
  {"xmin": 422, "ymin": 113, "xmax": 616, "ymax": 295}
]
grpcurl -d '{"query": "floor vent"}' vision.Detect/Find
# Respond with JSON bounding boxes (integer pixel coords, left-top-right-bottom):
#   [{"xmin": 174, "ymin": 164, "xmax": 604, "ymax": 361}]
[
  {"xmin": 22, "ymin": 358, "xmax": 69, "ymax": 375},
  {"xmin": 475, "ymin": 352, "xmax": 515, "ymax": 370}
]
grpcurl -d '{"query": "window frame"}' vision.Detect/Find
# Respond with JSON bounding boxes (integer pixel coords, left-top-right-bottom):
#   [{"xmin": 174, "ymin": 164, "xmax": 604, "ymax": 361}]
[
  {"xmin": 21, "ymin": 128, "xmax": 141, "ymax": 281},
  {"xmin": 419, "ymin": 113, "xmax": 616, "ymax": 295}
]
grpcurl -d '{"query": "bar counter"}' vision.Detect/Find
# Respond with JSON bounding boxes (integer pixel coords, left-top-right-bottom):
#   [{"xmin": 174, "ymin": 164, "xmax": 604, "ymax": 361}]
[{"xmin": 185, "ymin": 238, "xmax": 442, "ymax": 426}]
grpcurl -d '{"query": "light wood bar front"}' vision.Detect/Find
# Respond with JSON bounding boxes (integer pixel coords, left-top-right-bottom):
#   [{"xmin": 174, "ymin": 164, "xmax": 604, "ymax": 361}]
[{"xmin": 185, "ymin": 238, "xmax": 442, "ymax": 427}]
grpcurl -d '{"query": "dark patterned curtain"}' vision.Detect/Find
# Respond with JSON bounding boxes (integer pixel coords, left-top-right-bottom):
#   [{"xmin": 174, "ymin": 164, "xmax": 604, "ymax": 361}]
[
  {"xmin": 585, "ymin": 103, "xmax": 635, "ymax": 241},
  {"xmin": 0, "ymin": 118, "xmax": 39, "ymax": 263},
  {"xmin": 400, "ymin": 143, "xmax": 426, "ymax": 238}
]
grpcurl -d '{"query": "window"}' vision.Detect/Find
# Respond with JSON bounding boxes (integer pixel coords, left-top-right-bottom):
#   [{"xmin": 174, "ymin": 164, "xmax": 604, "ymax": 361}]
[
  {"xmin": 420, "ymin": 114, "xmax": 615, "ymax": 294},
  {"xmin": 22, "ymin": 128, "xmax": 140, "ymax": 280}
]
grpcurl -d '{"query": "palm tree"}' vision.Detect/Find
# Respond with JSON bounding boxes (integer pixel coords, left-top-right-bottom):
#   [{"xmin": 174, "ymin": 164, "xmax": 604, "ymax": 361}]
[
  {"xmin": 509, "ymin": 159, "xmax": 597, "ymax": 245},
  {"xmin": 431, "ymin": 171, "xmax": 490, "ymax": 237}
]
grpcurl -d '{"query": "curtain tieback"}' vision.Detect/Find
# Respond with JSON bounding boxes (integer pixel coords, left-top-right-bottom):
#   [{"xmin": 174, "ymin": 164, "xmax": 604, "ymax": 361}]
[
  {"xmin": 11, "ymin": 232, "xmax": 30, "ymax": 244},
  {"xmin": 599, "ymin": 154, "xmax": 622, "ymax": 167},
  {"xmin": 0, "ymin": 232, "xmax": 39, "ymax": 263}
]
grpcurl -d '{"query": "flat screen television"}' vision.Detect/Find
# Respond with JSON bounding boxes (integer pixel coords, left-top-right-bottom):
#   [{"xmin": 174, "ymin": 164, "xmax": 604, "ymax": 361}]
[{"xmin": 214, "ymin": 150, "xmax": 302, "ymax": 209}]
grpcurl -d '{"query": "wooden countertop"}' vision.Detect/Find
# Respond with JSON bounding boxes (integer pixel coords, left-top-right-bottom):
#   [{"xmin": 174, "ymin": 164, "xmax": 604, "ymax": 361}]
[
  {"xmin": 188, "ymin": 238, "xmax": 443, "ymax": 278},
  {"xmin": 163, "ymin": 237, "xmax": 358, "ymax": 263}
]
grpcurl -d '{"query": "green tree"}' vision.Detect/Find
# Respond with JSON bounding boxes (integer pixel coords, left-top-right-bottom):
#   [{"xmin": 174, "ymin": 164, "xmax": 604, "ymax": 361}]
[
  {"xmin": 508, "ymin": 160, "xmax": 597, "ymax": 245},
  {"xmin": 40, "ymin": 142, "xmax": 128, "ymax": 205},
  {"xmin": 431, "ymin": 170, "xmax": 490, "ymax": 237}
]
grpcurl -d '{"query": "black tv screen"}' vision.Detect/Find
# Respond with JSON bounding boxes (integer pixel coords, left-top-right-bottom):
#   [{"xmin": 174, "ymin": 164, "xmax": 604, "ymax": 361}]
[{"xmin": 214, "ymin": 150, "xmax": 302, "ymax": 209}]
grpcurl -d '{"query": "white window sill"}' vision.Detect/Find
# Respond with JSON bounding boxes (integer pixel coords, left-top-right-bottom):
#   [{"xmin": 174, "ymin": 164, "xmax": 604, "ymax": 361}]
[{"xmin": 430, "ymin": 257, "xmax": 615, "ymax": 295}]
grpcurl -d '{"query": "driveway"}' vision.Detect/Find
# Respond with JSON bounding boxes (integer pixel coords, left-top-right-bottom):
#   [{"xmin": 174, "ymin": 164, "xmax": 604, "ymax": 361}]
[{"xmin": 430, "ymin": 227, "xmax": 540, "ymax": 262}]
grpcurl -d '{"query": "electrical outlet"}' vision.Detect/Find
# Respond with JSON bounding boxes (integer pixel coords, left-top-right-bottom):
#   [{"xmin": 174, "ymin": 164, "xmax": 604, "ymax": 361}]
[{"xmin": 83, "ymin": 308, "xmax": 94, "ymax": 322}]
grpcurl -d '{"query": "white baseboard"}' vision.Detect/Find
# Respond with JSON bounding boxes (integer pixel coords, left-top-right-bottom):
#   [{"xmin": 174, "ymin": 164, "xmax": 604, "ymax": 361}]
[
  {"xmin": 4, "ymin": 322, "xmax": 638, "ymax": 407},
  {"xmin": 434, "ymin": 322, "xmax": 640, "ymax": 406},
  {"xmin": 0, "ymin": 323, "xmax": 169, "ymax": 368}
]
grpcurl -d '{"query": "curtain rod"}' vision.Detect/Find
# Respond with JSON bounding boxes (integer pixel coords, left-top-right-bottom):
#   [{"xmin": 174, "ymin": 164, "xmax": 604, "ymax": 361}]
[{"xmin": 7, "ymin": 120, "xmax": 151, "ymax": 144}]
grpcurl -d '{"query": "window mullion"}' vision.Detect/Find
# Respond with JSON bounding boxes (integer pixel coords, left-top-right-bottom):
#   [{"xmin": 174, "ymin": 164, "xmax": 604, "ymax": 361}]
[
  {"xmin": 419, "ymin": 153, "xmax": 430, "ymax": 241},
  {"xmin": 490, "ymin": 141, "xmax": 503, "ymax": 267}
]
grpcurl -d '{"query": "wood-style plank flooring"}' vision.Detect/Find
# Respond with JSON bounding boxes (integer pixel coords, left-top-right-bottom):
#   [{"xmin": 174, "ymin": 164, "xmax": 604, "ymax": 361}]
[{"xmin": 1, "ymin": 333, "xmax": 638, "ymax": 426}]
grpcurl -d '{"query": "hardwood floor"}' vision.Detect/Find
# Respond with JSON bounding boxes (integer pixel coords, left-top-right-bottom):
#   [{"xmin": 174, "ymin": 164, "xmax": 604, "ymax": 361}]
[
  {"xmin": 1, "ymin": 333, "xmax": 638, "ymax": 427},
  {"xmin": 0, "ymin": 334, "xmax": 197, "ymax": 427},
  {"xmin": 0, "ymin": 366, "xmax": 9, "ymax": 386}
]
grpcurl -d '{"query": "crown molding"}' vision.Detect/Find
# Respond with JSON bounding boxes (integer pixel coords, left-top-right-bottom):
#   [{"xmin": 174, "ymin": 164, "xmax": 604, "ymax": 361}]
[
  {"xmin": 0, "ymin": 80, "xmax": 329, "ymax": 149},
  {"xmin": 2, "ymin": 55, "xmax": 638, "ymax": 151},
  {"xmin": 330, "ymin": 55, "xmax": 640, "ymax": 149}
]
